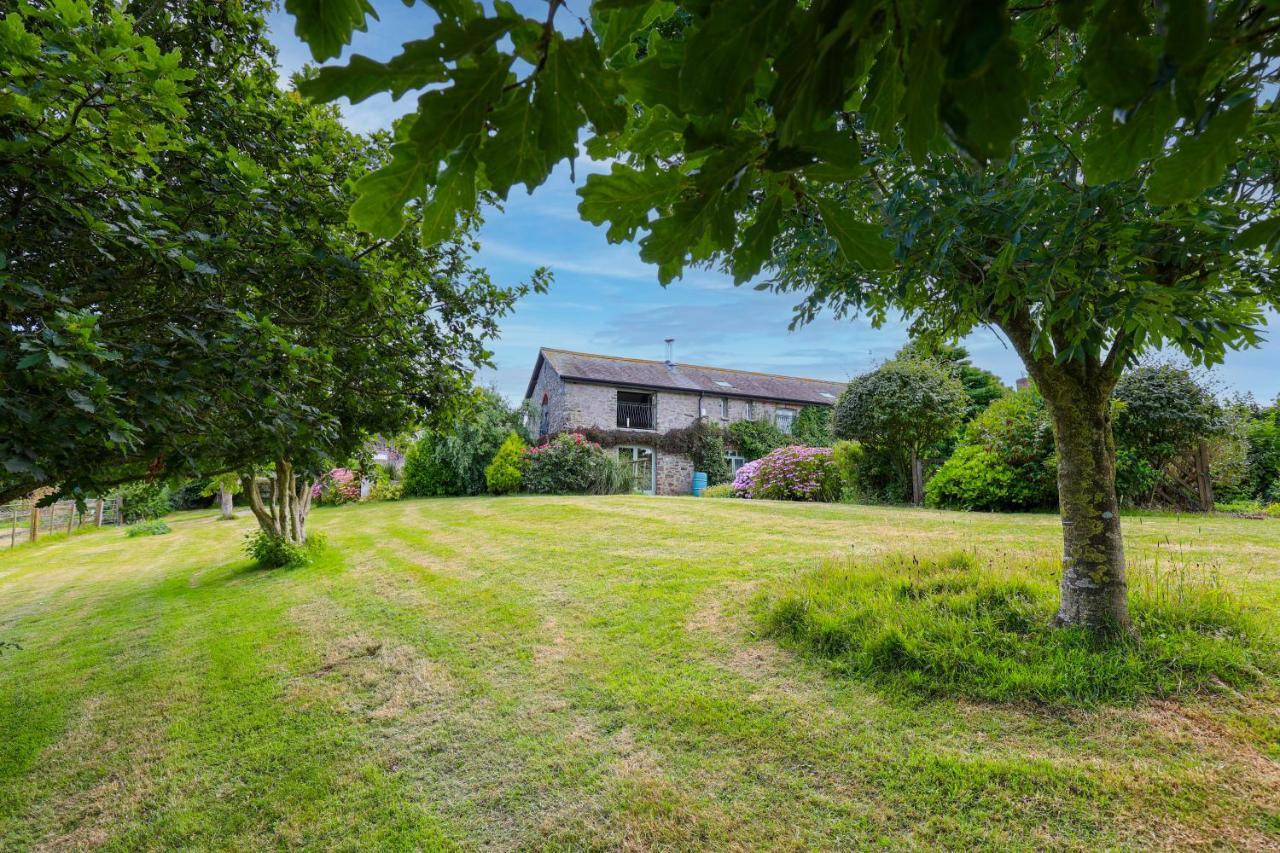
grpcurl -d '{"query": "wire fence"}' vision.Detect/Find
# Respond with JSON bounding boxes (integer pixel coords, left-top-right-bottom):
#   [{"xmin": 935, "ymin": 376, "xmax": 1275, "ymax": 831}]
[{"xmin": 0, "ymin": 497, "xmax": 123, "ymax": 549}]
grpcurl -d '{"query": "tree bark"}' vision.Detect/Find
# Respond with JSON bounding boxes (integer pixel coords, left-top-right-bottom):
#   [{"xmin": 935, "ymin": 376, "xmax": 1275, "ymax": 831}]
[
  {"xmin": 240, "ymin": 460, "xmax": 313, "ymax": 546},
  {"xmin": 1000, "ymin": 312, "xmax": 1133, "ymax": 638},
  {"xmin": 1040, "ymin": 375, "xmax": 1134, "ymax": 636},
  {"xmin": 218, "ymin": 484, "xmax": 235, "ymax": 520},
  {"xmin": 910, "ymin": 451, "xmax": 924, "ymax": 506}
]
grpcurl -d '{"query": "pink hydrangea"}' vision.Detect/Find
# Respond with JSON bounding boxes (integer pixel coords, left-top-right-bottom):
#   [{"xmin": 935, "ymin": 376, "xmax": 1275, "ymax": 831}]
[{"xmin": 733, "ymin": 446, "xmax": 841, "ymax": 502}]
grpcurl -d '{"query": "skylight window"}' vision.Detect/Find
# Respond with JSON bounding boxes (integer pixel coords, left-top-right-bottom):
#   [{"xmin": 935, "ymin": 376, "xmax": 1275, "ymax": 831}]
[
  {"xmin": 714, "ymin": 381, "xmax": 734, "ymax": 388},
  {"xmin": 820, "ymin": 392, "xmax": 835, "ymax": 399}
]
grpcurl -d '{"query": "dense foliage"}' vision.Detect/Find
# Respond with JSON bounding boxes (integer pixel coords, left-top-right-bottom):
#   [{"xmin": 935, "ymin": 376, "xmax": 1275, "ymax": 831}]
[
  {"xmin": 484, "ymin": 433, "xmax": 527, "ymax": 495},
  {"xmin": 688, "ymin": 421, "xmax": 731, "ymax": 486},
  {"xmin": 289, "ymin": 2, "xmax": 1280, "ymax": 260},
  {"xmin": 790, "ymin": 406, "xmax": 834, "ymax": 447},
  {"xmin": 1114, "ymin": 365, "xmax": 1222, "ymax": 472},
  {"xmin": 834, "ymin": 358, "xmax": 968, "ymax": 503},
  {"xmin": 897, "ymin": 343, "xmax": 1008, "ymax": 422},
  {"xmin": 926, "ymin": 389, "xmax": 1057, "ymax": 511},
  {"xmin": 115, "ymin": 481, "xmax": 173, "ymax": 524},
  {"xmin": 522, "ymin": 433, "xmax": 632, "ymax": 495},
  {"xmin": 402, "ymin": 389, "xmax": 532, "ymax": 497},
  {"xmin": 727, "ymin": 419, "xmax": 789, "ymax": 463},
  {"xmin": 2, "ymin": 2, "xmax": 542, "ymax": 557},
  {"xmin": 731, "ymin": 446, "xmax": 841, "ymax": 502}
]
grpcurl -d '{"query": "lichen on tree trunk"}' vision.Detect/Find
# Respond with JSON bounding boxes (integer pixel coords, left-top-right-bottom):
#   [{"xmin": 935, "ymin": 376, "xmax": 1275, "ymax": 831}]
[
  {"xmin": 1041, "ymin": 379, "xmax": 1133, "ymax": 636},
  {"xmin": 1000, "ymin": 313, "xmax": 1134, "ymax": 638},
  {"xmin": 239, "ymin": 459, "xmax": 315, "ymax": 546}
]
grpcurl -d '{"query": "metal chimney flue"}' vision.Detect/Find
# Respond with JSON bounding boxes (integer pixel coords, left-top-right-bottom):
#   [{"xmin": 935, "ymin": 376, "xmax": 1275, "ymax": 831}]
[{"xmin": 664, "ymin": 338, "xmax": 674, "ymax": 366}]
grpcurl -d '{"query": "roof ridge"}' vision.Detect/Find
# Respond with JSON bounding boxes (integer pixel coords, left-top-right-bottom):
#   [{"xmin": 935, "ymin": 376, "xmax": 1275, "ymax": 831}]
[{"xmin": 540, "ymin": 347, "xmax": 846, "ymax": 387}]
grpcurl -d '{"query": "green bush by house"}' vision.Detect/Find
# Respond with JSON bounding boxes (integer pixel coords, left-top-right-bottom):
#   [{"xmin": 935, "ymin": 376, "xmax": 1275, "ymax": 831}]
[{"xmin": 485, "ymin": 433, "xmax": 527, "ymax": 494}]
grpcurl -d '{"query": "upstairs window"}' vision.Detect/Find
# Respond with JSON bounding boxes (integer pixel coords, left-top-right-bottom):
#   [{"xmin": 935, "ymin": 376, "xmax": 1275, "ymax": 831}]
[
  {"xmin": 720, "ymin": 397, "xmax": 729, "ymax": 419},
  {"xmin": 776, "ymin": 408, "xmax": 796, "ymax": 434},
  {"xmin": 617, "ymin": 390, "xmax": 656, "ymax": 430}
]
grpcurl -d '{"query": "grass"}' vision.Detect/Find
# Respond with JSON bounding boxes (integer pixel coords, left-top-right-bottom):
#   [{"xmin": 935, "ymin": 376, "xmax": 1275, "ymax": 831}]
[
  {"xmin": 756, "ymin": 550, "xmax": 1275, "ymax": 704},
  {"xmin": 1, "ymin": 497, "xmax": 1278, "ymax": 849}
]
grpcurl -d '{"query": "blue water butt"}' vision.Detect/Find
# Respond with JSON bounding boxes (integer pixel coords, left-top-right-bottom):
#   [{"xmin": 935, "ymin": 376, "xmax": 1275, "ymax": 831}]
[{"xmin": 692, "ymin": 471, "xmax": 708, "ymax": 496}]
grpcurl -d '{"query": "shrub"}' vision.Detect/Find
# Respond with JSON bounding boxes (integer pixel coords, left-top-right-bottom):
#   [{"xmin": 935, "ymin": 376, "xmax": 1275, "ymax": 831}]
[
  {"xmin": 689, "ymin": 423, "xmax": 732, "ymax": 486},
  {"xmin": 728, "ymin": 419, "xmax": 789, "ymax": 462},
  {"xmin": 312, "ymin": 468, "xmax": 361, "ymax": 505},
  {"xmin": 115, "ymin": 481, "xmax": 173, "ymax": 523},
  {"xmin": 1265, "ymin": 503, "xmax": 1280, "ymax": 519},
  {"xmin": 926, "ymin": 388, "xmax": 1057, "ymax": 511},
  {"xmin": 403, "ymin": 387, "xmax": 531, "ymax": 497},
  {"xmin": 701, "ymin": 483, "xmax": 735, "ymax": 498},
  {"xmin": 755, "ymin": 551, "xmax": 1275, "ymax": 705},
  {"xmin": 523, "ymin": 433, "xmax": 613, "ymax": 494},
  {"xmin": 402, "ymin": 434, "xmax": 453, "ymax": 497},
  {"xmin": 733, "ymin": 445, "xmax": 841, "ymax": 501},
  {"xmin": 790, "ymin": 406, "xmax": 834, "ymax": 447},
  {"xmin": 125, "ymin": 519, "xmax": 171, "ymax": 537},
  {"xmin": 832, "ymin": 440, "xmax": 864, "ymax": 499},
  {"xmin": 367, "ymin": 479, "xmax": 404, "ymax": 501},
  {"xmin": 485, "ymin": 433, "xmax": 527, "ymax": 494},
  {"xmin": 925, "ymin": 446, "xmax": 1021, "ymax": 510},
  {"xmin": 1114, "ymin": 363, "xmax": 1221, "ymax": 472},
  {"xmin": 244, "ymin": 530, "xmax": 326, "ymax": 568},
  {"xmin": 169, "ymin": 480, "xmax": 212, "ymax": 511}
]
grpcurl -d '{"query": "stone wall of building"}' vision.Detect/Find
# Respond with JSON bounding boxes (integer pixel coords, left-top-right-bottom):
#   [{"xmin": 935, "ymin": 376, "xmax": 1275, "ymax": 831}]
[
  {"xmin": 529, "ymin": 362, "xmax": 569, "ymax": 437},
  {"xmin": 656, "ymin": 449, "xmax": 694, "ymax": 496},
  {"xmin": 538, "ymin": 378, "xmax": 818, "ymax": 495}
]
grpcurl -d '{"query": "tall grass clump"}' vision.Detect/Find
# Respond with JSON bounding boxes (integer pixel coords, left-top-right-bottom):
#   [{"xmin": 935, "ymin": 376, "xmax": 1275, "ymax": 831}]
[{"xmin": 756, "ymin": 551, "xmax": 1275, "ymax": 705}]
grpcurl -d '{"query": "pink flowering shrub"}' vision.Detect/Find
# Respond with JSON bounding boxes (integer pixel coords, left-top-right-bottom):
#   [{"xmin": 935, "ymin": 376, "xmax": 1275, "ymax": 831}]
[
  {"xmin": 733, "ymin": 446, "xmax": 841, "ymax": 501},
  {"xmin": 313, "ymin": 467, "xmax": 361, "ymax": 505},
  {"xmin": 522, "ymin": 432, "xmax": 610, "ymax": 494}
]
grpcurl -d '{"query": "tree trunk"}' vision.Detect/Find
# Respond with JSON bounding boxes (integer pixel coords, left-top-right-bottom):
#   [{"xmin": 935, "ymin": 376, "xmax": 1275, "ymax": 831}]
[
  {"xmin": 218, "ymin": 484, "xmax": 235, "ymax": 520},
  {"xmin": 1041, "ymin": 379, "xmax": 1133, "ymax": 636},
  {"xmin": 240, "ymin": 459, "xmax": 315, "ymax": 547}
]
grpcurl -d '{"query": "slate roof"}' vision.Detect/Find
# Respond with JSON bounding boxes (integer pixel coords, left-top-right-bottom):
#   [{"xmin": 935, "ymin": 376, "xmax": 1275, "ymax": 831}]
[{"xmin": 525, "ymin": 348, "xmax": 847, "ymax": 406}]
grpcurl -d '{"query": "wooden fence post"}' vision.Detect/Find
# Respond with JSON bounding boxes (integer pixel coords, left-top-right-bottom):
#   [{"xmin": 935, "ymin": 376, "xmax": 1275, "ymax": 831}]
[
  {"xmin": 66, "ymin": 503, "xmax": 76, "ymax": 535},
  {"xmin": 94, "ymin": 498, "xmax": 104, "ymax": 527},
  {"xmin": 29, "ymin": 504, "xmax": 39, "ymax": 543},
  {"xmin": 1195, "ymin": 441, "xmax": 1214, "ymax": 513},
  {"xmin": 910, "ymin": 452, "xmax": 924, "ymax": 507}
]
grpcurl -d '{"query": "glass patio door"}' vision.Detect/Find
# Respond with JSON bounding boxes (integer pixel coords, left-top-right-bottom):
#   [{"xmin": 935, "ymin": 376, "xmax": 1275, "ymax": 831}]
[{"xmin": 617, "ymin": 446, "xmax": 655, "ymax": 494}]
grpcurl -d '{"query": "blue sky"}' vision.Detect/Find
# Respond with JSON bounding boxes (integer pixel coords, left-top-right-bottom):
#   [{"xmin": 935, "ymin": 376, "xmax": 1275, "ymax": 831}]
[{"xmin": 264, "ymin": 3, "xmax": 1280, "ymax": 404}]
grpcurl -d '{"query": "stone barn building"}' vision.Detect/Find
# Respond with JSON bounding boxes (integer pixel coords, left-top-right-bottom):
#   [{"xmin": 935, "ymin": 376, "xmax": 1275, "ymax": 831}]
[{"xmin": 524, "ymin": 348, "xmax": 847, "ymax": 495}]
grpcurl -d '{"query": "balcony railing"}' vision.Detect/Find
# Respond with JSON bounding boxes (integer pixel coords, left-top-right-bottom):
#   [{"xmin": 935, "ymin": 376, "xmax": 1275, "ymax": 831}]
[{"xmin": 617, "ymin": 401, "xmax": 655, "ymax": 430}]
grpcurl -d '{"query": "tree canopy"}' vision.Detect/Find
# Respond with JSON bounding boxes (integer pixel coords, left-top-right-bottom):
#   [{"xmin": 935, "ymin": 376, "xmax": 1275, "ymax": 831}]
[
  {"xmin": 289, "ymin": 1, "xmax": 1280, "ymax": 281},
  {"xmin": 1, "ymin": 0, "xmax": 543, "ymax": 511}
]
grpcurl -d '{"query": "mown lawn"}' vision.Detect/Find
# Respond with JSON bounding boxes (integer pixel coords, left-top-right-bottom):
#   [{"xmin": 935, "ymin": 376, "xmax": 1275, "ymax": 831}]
[{"xmin": 1, "ymin": 497, "xmax": 1278, "ymax": 850}]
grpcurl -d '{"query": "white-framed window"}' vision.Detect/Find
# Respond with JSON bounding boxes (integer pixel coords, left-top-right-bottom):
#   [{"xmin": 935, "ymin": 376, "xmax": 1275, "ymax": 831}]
[
  {"xmin": 776, "ymin": 408, "xmax": 797, "ymax": 434},
  {"xmin": 747, "ymin": 400, "xmax": 756, "ymax": 419},
  {"xmin": 720, "ymin": 397, "xmax": 730, "ymax": 419},
  {"xmin": 724, "ymin": 453, "xmax": 747, "ymax": 473}
]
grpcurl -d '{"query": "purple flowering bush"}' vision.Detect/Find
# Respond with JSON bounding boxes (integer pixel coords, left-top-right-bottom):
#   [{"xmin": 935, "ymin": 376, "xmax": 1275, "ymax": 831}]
[{"xmin": 732, "ymin": 446, "xmax": 841, "ymax": 502}]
